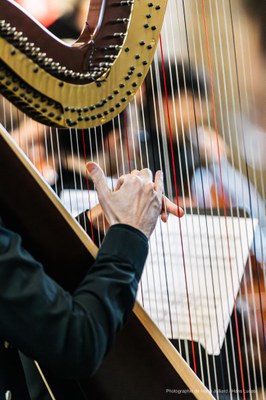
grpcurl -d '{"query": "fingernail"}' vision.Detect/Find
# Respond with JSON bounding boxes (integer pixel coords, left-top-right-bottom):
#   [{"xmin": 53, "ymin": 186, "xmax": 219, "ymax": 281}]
[{"xmin": 86, "ymin": 162, "xmax": 96, "ymax": 174}]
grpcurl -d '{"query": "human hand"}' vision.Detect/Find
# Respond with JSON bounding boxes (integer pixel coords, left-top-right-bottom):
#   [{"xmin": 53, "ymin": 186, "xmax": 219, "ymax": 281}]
[
  {"xmin": 88, "ymin": 193, "xmax": 184, "ymax": 234},
  {"xmin": 86, "ymin": 162, "xmax": 183, "ymax": 238}
]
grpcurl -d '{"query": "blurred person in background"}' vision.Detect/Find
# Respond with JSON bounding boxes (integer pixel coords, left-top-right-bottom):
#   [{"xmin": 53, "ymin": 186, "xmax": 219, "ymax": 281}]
[{"xmin": 141, "ymin": 60, "xmax": 227, "ymax": 204}]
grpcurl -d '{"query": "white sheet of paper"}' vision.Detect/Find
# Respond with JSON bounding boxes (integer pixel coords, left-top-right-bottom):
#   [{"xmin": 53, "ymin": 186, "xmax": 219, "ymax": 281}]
[
  {"xmin": 60, "ymin": 177, "xmax": 117, "ymax": 217},
  {"xmin": 137, "ymin": 213, "xmax": 257, "ymax": 355}
]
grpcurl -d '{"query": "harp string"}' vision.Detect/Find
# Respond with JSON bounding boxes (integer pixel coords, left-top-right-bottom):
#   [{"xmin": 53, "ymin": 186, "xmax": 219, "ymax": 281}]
[
  {"xmin": 183, "ymin": 2, "xmax": 228, "ymax": 381},
  {"xmin": 167, "ymin": 9, "xmax": 215, "ymax": 383},
  {"xmin": 231, "ymin": 6, "xmax": 263, "ymax": 392},
  {"xmin": 175, "ymin": 0, "xmax": 218, "ymax": 388},
  {"xmin": 228, "ymin": 4, "xmax": 265, "ymax": 392},
  {"xmin": 123, "ymin": 111, "xmax": 131, "ymax": 173},
  {"xmin": 201, "ymin": 2, "xmax": 251, "ymax": 398},
  {"xmin": 155, "ymin": 49, "xmax": 189, "ymax": 357},
  {"xmin": 200, "ymin": 0, "xmax": 242, "ymax": 394},
  {"xmin": 215, "ymin": 7, "xmax": 254, "ymax": 391},
  {"xmin": 187, "ymin": 1, "xmax": 226, "ymax": 389},
  {"xmin": 230, "ymin": 0, "xmax": 266, "ymax": 377},
  {"xmin": 145, "ymin": 0, "xmax": 220, "ymax": 390},
  {"xmin": 140, "ymin": 63, "xmax": 177, "ymax": 330},
  {"xmin": 159, "ymin": 33, "xmax": 199, "ymax": 373},
  {"xmin": 190, "ymin": 1, "xmax": 231, "ymax": 390},
  {"xmin": 229, "ymin": 0, "xmax": 266, "ymax": 350},
  {"xmin": 155, "ymin": 52, "xmax": 188, "ymax": 355},
  {"xmin": 135, "ymin": 58, "xmax": 176, "ymax": 344}
]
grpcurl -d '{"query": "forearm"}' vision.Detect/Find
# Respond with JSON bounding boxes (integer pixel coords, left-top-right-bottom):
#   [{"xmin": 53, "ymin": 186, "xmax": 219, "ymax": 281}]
[{"xmin": 0, "ymin": 221, "xmax": 148, "ymax": 378}]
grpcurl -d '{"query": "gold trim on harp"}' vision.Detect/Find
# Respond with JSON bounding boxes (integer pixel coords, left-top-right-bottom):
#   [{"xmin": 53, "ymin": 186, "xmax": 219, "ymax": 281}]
[
  {"xmin": 133, "ymin": 303, "xmax": 215, "ymax": 400},
  {"xmin": 0, "ymin": 1, "xmax": 167, "ymax": 128}
]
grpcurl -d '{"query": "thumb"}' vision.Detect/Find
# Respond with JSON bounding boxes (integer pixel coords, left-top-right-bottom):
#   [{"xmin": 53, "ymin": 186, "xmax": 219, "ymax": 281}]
[{"xmin": 86, "ymin": 162, "xmax": 110, "ymax": 199}]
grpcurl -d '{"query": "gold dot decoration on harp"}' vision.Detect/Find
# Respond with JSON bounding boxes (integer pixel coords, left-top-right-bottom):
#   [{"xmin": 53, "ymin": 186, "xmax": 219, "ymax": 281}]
[{"xmin": 0, "ymin": 1, "xmax": 167, "ymax": 128}]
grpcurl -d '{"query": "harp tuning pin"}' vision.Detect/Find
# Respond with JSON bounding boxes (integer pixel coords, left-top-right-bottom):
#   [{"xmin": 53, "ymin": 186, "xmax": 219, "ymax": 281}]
[
  {"xmin": 120, "ymin": 1, "xmax": 134, "ymax": 5},
  {"xmin": 13, "ymin": 31, "xmax": 22, "ymax": 38},
  {"xmin": 99, "ymin": 62, "xmax": 112, "ymax": 68},
  {"xmin": 107, "ymin": 45, "xmax": 122, "ymax": 51},
  {"xmin": 116, "ymin": 18, "xmax": 129, "ymax": 23},
  {"xmin": 64, "ymin": 69, "xmax": 72, "ymax": 77},
  {"xmin": 18, "ymin": 36, "xmax": 27, "ymax": 43},
  {"xmin": 104, "ymin": 55, "xmax": 117, "ymax": 60},
  {"xmin": 113, "ymin": 32, "xmax": 126, "ymax": 38}
]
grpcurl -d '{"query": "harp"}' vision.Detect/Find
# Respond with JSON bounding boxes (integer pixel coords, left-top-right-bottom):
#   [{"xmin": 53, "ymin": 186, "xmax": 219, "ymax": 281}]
[{"xmin": 0, "ymin": 0, "xmax": 265, "ymax": 399}]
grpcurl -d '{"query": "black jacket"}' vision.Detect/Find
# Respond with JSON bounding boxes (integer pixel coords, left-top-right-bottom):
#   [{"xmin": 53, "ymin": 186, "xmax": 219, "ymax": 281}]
[{"xmin": 0, "ymin": 216, "xmax": 148, "ymax": 399}]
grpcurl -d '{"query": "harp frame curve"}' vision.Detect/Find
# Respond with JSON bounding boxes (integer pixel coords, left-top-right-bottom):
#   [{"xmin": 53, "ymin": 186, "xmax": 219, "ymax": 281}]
[{"xmin": 0, "ymin": 0, "xmax": 167, "ymax": 129}]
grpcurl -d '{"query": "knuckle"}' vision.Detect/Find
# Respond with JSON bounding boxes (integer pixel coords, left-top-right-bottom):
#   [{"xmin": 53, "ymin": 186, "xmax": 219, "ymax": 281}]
[
  {"xmin": 145, "ymin": 181, "xmax": 154, "ymax": 193},
  {"xmin": 130, "ymin": 174, "xmax": 142, "ymax": 185},
  {"xmin": 131, "ymin": 169, "xmax": 140, "ymax": 176},
  {"xmin": 142, "ymin": 168, "xmax": 153, "ymax": 180}
]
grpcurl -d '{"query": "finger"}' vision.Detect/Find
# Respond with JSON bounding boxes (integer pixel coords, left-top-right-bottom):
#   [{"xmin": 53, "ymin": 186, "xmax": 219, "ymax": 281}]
[
  {"xmin": 130, "ymin": 169, "xmax": 140, "ymax": 176},
  {"xmin": 86, "ymin": 162, "xmax": 111, "ymax": 199},
  {"xmin": 115, "ymin": 175, "xmax": 127, "ymax": 191},
  {"xmin": 138, "ymin": 168, "xmax": 153, "ymax": 182},
  {"xmin": 160, "ymin": 209, "xmax": 168, "ymax": 223},
  {"xmin": 162, "ymin": 195, "xmax": 184, "ymax": 218},
  {"xmin": 154, "ymin": 170, "xmax": 163, "ymax": 202}
]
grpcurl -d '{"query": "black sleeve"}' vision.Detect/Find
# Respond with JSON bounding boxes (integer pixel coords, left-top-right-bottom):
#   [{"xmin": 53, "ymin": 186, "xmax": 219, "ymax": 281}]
[{"xmin": 0, "ymin": 219, "xmax": 148, "ymax": 379}]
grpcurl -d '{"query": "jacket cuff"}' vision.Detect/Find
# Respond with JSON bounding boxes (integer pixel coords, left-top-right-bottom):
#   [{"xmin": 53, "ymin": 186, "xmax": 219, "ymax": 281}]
[{"xmin": 99, "ymin": 224, "xmax": 149, "ymax": 281}]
